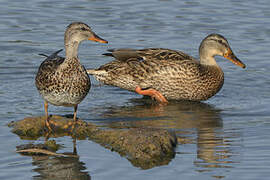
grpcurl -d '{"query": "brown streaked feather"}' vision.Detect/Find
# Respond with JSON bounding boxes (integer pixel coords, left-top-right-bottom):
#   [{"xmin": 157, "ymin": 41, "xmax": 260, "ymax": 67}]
[
  {"xmin": 88, "ymin": 34, "xmax": 244, "ymax": 102},
  {"xmin": 35, "ymin": 50, "xmax": 90, "ymax": 107},
  {"xmin": 88, "ymin": 48, "xmax": 224, "ymax": 101},
  {"xmin": 103, "ymin": 48, "xmax": 196, "ymax": 62}
]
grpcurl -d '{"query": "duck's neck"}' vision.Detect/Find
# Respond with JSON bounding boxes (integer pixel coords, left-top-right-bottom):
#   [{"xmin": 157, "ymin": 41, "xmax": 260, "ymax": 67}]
[
  {"xmin": 65, "ymin": 40, "xmax": 79, "ymax": 60},
  {"xmin": 199, "ymin": 47, "xmax": 219, "ymax": 67},
  {"xmin": 199, "ymin": 55, "xmax": 218, "ymax": 67}
]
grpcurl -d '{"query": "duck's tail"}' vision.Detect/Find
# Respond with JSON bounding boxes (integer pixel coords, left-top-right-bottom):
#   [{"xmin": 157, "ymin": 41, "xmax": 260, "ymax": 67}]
[
  {"xmin": 87, "ymin": 69, "xmax": 109, "ymax": 84},
  {"xmin": 87, "ymin": 69, "xmax": 107, "ymax": 75},
  {"xmin": 38, "ymin": 49, "xmax": 63, "ymax": 59}
]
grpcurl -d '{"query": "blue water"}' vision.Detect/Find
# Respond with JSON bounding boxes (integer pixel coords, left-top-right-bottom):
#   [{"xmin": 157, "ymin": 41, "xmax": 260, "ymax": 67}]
[{"xmin": 1, "ymin": 0, "xmax": 270, "ymax": 179}]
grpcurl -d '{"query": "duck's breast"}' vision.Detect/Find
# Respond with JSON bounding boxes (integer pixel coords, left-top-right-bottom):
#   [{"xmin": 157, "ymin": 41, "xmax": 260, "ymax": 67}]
[{"xmin": 36, "ymin": 58, "xmax": 90, "ymax": 106}]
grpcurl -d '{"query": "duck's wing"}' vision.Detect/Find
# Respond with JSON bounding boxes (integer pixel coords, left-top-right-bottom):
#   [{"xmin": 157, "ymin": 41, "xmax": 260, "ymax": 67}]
[
  {"xmin": 37, "ymin": 49, "xmax": 65, "ymax": 72},
  {"xmin": 36, "ymin": 49, "xmax": 66, "ymax": 89},
  {"xmin": 87, "ymin": 48, "xmax": 200, "ymax": 92},
  {"xmin": 103, "ymin": 48, "xmax": 196, "ymax": 62},
  {"xmin": 38, "ymin": 49, "xmax": 64, "ymax": 61},
  {"xmin": 89, "ymin": 48, "xmax": 198, "ymax": 77}
]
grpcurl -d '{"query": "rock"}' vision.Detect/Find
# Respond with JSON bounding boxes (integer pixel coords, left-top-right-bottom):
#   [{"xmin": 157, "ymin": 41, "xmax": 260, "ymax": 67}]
[{"xmin": 8, "ymin": 115, "xmax": 177, "ymax": 169}]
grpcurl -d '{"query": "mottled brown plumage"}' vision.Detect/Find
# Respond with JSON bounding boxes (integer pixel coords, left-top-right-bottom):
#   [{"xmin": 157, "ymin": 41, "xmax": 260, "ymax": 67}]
[
  {"xmin": 36, "ymin": 50, "xmax": 90, "ymax": 107},
  {"xmin": 35, "ymin": 22, "xmax": 107, "ymax": 131},
  {"xmin": 88, "ymin": 34, "xmax": 245, "ymax": 102}
]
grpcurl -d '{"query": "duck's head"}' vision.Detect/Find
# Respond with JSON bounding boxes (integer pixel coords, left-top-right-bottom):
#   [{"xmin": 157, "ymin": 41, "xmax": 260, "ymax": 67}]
[
  {"xmin": 64, "ymin": 22, "xmax": 108, "ymax": 46},
  {"xmin": 199, "ymin": 34, "xmax": 246, "ymax": 68}
]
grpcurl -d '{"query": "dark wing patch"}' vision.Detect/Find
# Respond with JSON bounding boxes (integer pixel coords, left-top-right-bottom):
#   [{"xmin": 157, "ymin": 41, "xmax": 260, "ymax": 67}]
[
  {"xmin": 39, "ymin": 49, "xmax": 63, "ymax": 59},
  {"xmin": 137, "ymin": 48, "xmax": 195, "ymax": 61},
  {"xmin": 103, "ymin": 48, "xmax": 140, "ymax": 62},
  {"xmin": 38, "ymin": 49, "xmax": 65, "ymax": 73},
  {"xmin": 103, "ymin": 48, "xmax": 196, "ymax": 63}
]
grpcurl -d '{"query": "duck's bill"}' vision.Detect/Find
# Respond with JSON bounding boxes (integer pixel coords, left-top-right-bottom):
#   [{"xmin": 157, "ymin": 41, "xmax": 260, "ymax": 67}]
[
  {"xmin": 224, "ymin": 50, "xmax": 246, "ymax": 68},
  {"xmin": 89, "ymin": 33, "xmax": 108, "ymax": 44}
]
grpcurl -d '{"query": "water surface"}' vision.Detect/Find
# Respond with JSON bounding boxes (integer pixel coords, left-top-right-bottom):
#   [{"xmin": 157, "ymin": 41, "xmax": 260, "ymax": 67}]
[{"xmin": 1, "ymin": 0, "xmax": 270, "ymax": 179}]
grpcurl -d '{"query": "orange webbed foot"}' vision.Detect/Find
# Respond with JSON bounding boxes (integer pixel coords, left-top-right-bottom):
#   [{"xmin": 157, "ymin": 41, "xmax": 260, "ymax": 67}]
[
  {"xmin": 135, "ymin": 86, "xmax": 168, "ymax": 104},
  {"xmin": 45, "ymin": 117, "xmax": 53, "ymax": 132}
]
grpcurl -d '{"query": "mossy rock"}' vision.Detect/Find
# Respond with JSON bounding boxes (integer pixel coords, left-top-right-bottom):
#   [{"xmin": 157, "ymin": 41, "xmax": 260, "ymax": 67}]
[{"xmin": 8, "ymin": 115, "xmax": 177, "ymax": 169}]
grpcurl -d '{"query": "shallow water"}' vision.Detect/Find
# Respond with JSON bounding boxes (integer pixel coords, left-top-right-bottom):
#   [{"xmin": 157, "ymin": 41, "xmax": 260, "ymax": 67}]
[{"xmin": 1, "ymin": 0, "xmax": 270, "ymax": 179}]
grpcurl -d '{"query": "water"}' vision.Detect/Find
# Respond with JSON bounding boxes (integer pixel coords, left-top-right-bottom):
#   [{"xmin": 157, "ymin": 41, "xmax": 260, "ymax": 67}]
[{"xmin": 1, "ymin": 0, "xmax": 270, "ymax": 179}]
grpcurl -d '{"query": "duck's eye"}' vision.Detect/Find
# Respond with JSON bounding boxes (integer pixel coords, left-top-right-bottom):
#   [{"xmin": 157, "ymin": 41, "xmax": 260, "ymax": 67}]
[
  {"xmin": 81, "ymin": 27, "xmax": 87, "ymax": 31},
  {"xmin": 218, "ymin": 40, "xmax": 223, "ymax": 43}
]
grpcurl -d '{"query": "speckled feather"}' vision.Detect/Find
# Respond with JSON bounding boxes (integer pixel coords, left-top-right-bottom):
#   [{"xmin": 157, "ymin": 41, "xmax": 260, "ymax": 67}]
[
  {"xmin": 88, "ymin": 48, "xmax": 224, "ymax": 101},
  {"xmin": 35, "ymin": 49, "xmax": 90, "ymax": 106}
]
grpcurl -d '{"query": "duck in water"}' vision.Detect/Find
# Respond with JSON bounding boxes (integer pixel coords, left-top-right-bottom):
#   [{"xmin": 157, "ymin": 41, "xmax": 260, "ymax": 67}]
[{"xmin": 87, "ymin": 34, "xmax": 245, "ymax": 103}]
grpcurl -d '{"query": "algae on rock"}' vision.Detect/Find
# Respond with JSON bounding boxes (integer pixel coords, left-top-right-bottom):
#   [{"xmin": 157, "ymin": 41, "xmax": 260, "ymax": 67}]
[{"xmin": 9, "ymin": 115, "xmax": 177, "ymax": 169}]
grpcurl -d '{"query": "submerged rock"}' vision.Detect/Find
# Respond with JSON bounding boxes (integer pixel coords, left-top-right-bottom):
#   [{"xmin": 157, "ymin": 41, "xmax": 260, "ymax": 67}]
[
  {"xmin": 92, "ymin": 127, "xmax": 177, "ymax": 169},
  {"xmin": 8, "ymin": 115, "xmax": 177, "ymax": 169},
  {"xmin": 16, "ymin": 140, "xmax": 64, "ymax": 156}
]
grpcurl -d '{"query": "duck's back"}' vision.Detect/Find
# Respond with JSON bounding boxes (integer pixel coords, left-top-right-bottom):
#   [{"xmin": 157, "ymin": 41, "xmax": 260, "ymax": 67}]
[{"xmin": 36, "ymin": 50, "xmax": 90, "ymax": 106}]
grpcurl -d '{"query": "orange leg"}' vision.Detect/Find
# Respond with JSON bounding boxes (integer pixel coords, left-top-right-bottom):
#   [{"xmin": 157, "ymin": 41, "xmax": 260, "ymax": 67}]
[
  {"xmin": 135, "ymin": 86, "xmax": 168, "ymax": 104},
  {"xmin": 44, "ymin": 101, "xmax": 52, "ymax": 131},
  {"xmin": 71, "ymin": 105, "xmax": 78, "ymax": 132},
  {"xmin": 73, "ymin": 105, "xmax": 78, "ymax": 122}
]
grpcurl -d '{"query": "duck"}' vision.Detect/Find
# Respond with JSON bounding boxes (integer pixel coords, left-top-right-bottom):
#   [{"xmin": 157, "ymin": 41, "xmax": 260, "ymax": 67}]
[
  {"xmin": 35, "ymin": 22, "xmax": 108, "ymax": 131},
  {"xmin": 87, "ymin": 34, "xmax": 245, "ymax": 103}
]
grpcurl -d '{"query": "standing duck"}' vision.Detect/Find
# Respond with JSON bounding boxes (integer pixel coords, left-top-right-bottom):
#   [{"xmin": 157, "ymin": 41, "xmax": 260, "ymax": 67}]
[
  {"xmin": 36, "ymin": 22, "xmax": 108, "ymax": 131},
  {"xmin": 87, "ymin": 34, "xmax": 245, "ymax": 103}
]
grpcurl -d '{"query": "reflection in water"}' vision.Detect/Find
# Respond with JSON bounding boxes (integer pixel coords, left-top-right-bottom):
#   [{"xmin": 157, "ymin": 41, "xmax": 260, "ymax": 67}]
[
  {"xmin": 99, "ymin": 98, "xmax": 222, "ymax": 129},
  {"xmin": 11, "ymin": 114, "xmax": 176, "ymax": 170},
  {"xmin": 17, "ymin": 139, "xmax": 90, "ymax": 180},
  {"xmin": 98, "ymin": 98, "xmax": 236, "ymax": 173},
  {"xmin": 195, "ymin": 128, "xmax": 233, "ymax": 171}
]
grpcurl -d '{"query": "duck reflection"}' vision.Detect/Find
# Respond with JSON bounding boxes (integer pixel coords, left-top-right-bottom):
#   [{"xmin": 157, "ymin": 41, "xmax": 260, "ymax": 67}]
[
  {"xmin": 100, "ymin": 99, "xmax": 222, "ymax": 130},
  {"xmin": 99, "ymin": 98, "xmax": 234, "ymax": 171},
  {"xmin": 17, "ymin": 139, "xmax": 90, "ymax": 180}
]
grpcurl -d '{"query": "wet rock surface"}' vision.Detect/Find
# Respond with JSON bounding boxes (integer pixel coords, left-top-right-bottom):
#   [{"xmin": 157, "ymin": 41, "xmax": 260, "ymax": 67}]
[{"xmin": 9, "ymin": 115, "xmax": 177, "ymax": 169}]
